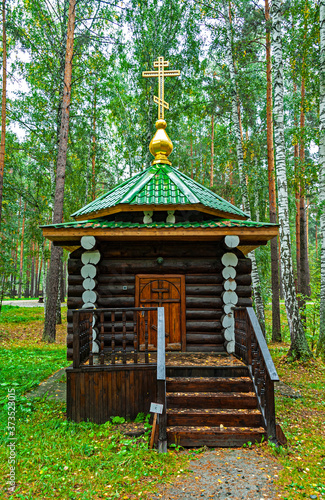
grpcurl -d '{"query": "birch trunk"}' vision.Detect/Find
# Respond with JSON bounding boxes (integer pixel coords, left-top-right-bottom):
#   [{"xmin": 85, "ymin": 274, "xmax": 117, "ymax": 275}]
[
  {"xmin": 43, "ymin": 0, "xmax": 76, "ymax": 342},
  {"xmin": 224, "ymin": 3, "xmax": 266, "ymax": 334},
  {"xmin": 265, "ymin": 0, "xmax": 281, "ymax": 341},
  {"xmin": 0, "ymin": 0, "xmax": 6, "ymax": 228},
  {"xmin": 317, "ymin": 0, "xmax": 325, "ymax": 357},
  {"xmin": 272, "ymin": 0, "xmax": 311, "ymax": 359}
]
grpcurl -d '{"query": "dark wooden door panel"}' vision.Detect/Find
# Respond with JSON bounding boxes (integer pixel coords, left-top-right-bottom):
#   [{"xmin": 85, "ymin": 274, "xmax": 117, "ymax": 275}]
[{"xmin": 135, "ymin": 275, "xmax": 186, "ymax": 351}]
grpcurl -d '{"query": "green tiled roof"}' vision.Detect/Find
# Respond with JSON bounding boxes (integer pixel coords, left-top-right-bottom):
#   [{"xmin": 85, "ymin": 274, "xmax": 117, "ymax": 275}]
[
  {"xmin": 41, "ymin": 219, "xmax": 275, "ymax": 230},
  {"xmin": 71, "ymin": 165, "xmax": 248, "ymax": 219}
]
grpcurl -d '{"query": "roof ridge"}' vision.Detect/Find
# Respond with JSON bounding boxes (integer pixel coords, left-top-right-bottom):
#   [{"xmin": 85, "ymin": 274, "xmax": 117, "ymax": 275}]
[
  {"xmin": 168, "ymin": 165, "xmax": 248, "ymax": 218},
  {"xmin": 119, "ymin": 166, "xmax": 158, "ymax": 204}
]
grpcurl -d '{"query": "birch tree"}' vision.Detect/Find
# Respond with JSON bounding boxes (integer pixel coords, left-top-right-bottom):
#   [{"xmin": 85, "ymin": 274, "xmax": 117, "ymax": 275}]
[
  {"xmin": 272, "ymin": 0, "xmax": 311, "ymax": 360},
  {"xmin": 224, "ymin": 2, "xmax": 266, "ymax": 335},
  {"xmin": 0, "ymin": 0, "xmax": 7, "ymax": 228},
  {"xmin": 317, "ymin": 0, "xmax": 325, "ymax": 358},
  {"xmin": 43, "ymin": 0, "xmax": 76, "ymax": 342}
]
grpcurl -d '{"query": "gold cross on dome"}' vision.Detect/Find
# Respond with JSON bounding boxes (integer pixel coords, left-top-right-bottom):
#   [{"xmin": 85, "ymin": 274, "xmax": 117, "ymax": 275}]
[{"xmin": 142, "ymin": 56, "xmax": 180, "ymax": 120}]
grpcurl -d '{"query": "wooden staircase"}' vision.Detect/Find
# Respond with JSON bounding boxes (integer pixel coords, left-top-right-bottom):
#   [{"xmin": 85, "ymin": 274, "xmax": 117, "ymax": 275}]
[{"xmin": 165, "ymin": 365, "xmax": 266, "ymax": 447}]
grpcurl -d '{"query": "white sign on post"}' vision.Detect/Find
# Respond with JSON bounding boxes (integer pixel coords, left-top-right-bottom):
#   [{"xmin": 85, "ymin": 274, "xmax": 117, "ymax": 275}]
[{"xmin": 150, "ymin": 403, "xmax": 163, "ymax": 414}]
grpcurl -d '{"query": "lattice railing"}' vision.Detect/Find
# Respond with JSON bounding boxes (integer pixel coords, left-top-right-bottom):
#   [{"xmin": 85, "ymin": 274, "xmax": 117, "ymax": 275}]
[{"xmin": 72, "ymin": 307, "xmax": 159, "ymax": 367}]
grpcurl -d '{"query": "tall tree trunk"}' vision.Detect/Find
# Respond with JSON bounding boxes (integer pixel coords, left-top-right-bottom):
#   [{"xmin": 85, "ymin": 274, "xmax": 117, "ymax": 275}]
[
  {"xmin": 210, "ymin": 114, "xmax": 214, "ymax": 187},
  {"xmin": 91, "ymin": 86, "xmax": 97, "ymax": 200},
  {"xmin": 0, "ymin": 0, "xmax": 6, "ymax": 228},
  {"xmin": 272, "ymin": 0, "xmax": 311, "ymax": 360},
  {"xmin": 43, "ymin": 0, "xmax": 76, "ymax": 342},
  {"xmin": 190, "ymin": 128, "xmax": 194, "ymax": 179},
  {"xmin": 299, "ymin": 77, "xmax": 311, "ymax": 299},
  {"xmin": 30, "ymin": 241, "xmax": 35, "ymax": 298},
  {"xmin": 224, "ymin": 3, "xmax": 266, "ymax": 334},
  {"xmin": 317, "ymin": 0, "xmax": 325, "ymax": 357},
  {"xmin": 265, "ymin": 0, "xmax": 281, "ymax": 342},
  {"xmin": 18, "ymin": 201, "xmax": 26, "ymax": 299}
]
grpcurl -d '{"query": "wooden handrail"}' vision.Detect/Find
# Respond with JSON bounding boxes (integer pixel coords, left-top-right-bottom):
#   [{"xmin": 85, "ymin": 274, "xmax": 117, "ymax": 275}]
[
  {"xmin": 157, "ymin": 307, "xmax": 167, "ymax": 453},
  {"xmin": 234, "ymin": 306, "xmax": 279, "ymax": 442},
  {"xmin": 246, "ymin": 308, "xmax": 279, "ymax": 382}
]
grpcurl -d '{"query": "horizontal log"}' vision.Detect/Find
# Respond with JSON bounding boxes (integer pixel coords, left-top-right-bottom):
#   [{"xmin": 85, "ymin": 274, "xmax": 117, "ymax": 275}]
[
  {"xmin": 236, "ymin": 285, "xmax": 252, "ymax": 297},
  {"xmin": 235, "ymin": 274, "xmax": 251, "ymax": 286},
  {"xmin": 186, "ymin": 334, "xmax": 224, "ymax": 344},
  {"xmin": 68, "ymin": 257, "xmax": 252, "ymax": 276},
  {"xmin": 186, "ymin": 309, "xmax": 223, "ymax": 320},
  {"xmin": 100, "ymin": 241, "xmax": 225, "ymax": 259},
  {"xmin": 98, "ymin": 258, "xmax": 223, "ymax": 274},
  {"xmin": 185, "ymin": 274, "xmax": 223, "ymax": 284},
  {"xmin": 237, "ymin": 297, "xmax": 252, "ymax": 307},
  {"xmin": 186, "ymin": 285, "xmax": 223, "ymax": 295},
  {"xmin": 167, "ymin": 429, "xmax": 265, "ymax": 447},
  {"xmin": 186, "ymin": 320, "xmax": 222, "ymax": 331},
  {"xmin": 186, "ymin": 297, "xmax": 223, "ymax": 308},
  {"xmin": 68, "ymin": 284, "xmax": 135, "ymax": 297},
  {"xmin": 97, "ymin": 297, "xmax": 135, "ymax": 307},
  {"xmin": 97, "ymin": 275, "xmax": 135, "ymax": 284}
]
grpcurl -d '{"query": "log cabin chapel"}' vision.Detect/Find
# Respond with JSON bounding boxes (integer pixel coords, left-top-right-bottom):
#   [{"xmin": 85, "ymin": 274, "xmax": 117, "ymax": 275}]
[{"xmin": 41, "ymin": 57, "xmax": 281, "ymax": 448}]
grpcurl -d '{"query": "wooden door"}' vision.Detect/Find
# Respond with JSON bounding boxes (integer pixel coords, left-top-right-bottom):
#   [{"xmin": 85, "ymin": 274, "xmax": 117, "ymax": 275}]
[{"xmin": 135, "ymin": 275, "xmax": 186, "ymax": 351}]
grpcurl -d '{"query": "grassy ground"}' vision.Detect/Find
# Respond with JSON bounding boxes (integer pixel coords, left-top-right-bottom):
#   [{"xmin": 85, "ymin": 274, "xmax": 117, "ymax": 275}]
[
  {"xmin": 0, "ymin": 304, "xmax": 325, "ymax": 499},
  {"xmin": 0, "ymin": 306, "xmax": 187, "ymax": 499}
]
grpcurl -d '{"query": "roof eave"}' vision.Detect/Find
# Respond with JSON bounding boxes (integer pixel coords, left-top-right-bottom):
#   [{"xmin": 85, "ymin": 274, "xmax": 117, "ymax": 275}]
[{"xmin": 73, "ymin": 203, "xmax": 249, "ymax": 222}]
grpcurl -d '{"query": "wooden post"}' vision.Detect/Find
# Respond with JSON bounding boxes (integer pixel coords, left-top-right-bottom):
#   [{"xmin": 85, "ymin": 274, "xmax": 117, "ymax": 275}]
[
  {"xmin": 157, "ymin": 307, "xmax": 167, "ymax": 453},
  {"xmin": 73, "ymin": 311, "xmax": 80, "ymax": 368},
  {"xmin": 265, "ymin": 376, "xmax": 276, "ymax": 442}
]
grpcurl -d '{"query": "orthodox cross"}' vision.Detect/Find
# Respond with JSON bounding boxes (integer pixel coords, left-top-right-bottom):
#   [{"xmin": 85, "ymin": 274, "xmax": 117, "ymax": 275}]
[{"xmin": 142, "ymin": 56, "xmax": 180, "ymax": 120}]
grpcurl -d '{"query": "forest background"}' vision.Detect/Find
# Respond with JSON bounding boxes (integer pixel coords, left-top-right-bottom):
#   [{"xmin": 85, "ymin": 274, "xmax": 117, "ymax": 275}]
[{"xmin": 0, "ymin": 0, "xmax": 324, "ymax": 359}]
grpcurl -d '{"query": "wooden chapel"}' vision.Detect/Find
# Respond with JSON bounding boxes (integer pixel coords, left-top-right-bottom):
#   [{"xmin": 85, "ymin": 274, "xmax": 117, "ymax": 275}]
[{"xmin": 41, "ymin": 57, "xmax": 281, "ymax": 447}]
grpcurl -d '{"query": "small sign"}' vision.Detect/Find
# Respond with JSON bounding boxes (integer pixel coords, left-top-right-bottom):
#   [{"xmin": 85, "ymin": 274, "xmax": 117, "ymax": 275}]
[{"xmin": 150, "ymin": 403, "xmax": 163, "ymax": 414}]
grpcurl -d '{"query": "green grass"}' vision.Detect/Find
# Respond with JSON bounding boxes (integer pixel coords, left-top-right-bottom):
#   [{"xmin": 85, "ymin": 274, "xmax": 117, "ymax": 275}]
[
  {"xmin": 0, "ymin": 305, "xmax": 46, "ymax": 324},
  {"xmin": 267, "ymin": 348, "xmax": 325, "ymax": 499},
  {"xmin": 0, "ymin": 306, "xmax": 188, "ymax": 499},
  {"xmin": 0, "ymin": 399, "xmax": 187, "ymax": 499}
]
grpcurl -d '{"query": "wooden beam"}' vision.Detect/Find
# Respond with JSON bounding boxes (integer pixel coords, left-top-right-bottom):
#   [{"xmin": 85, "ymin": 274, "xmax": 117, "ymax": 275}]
[
  {"xmin": 73, "ymin": 203, "xmax": 248, "ymax": 221},
  {"xmin": 43, "ymin": 226, "xmax": 278, "ymax": 247}
]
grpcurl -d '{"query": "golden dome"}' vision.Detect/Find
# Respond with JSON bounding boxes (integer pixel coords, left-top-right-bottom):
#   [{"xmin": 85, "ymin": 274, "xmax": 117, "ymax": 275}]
[{"xmin": 149, "ymin": 119, "xmax": 173, "ymax": 166}]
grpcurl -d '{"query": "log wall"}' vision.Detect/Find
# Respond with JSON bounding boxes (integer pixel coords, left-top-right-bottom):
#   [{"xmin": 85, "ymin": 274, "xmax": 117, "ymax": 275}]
[{"xmin": 67, "ymin": 241, "xmax": 252, "ymax": 357}]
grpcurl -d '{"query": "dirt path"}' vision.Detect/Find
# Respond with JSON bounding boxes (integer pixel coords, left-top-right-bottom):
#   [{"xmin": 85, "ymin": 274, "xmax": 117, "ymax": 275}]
[{"xmin": 153, "ymin": 448, "xmax": 281, "ymax": 500}]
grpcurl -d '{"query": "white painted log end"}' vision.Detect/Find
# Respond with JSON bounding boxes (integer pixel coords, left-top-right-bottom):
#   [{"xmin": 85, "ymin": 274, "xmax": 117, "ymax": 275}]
[
  {"xmin": 223, "ymin": 303, "xmax": 234, "ymax": 315},
  {"xmin": 92, "ymin": 341, "xmax": 99, "ymax": 353},
  {"xmin": 82, "ymin": 278, "xmax": 97, "ymax": 291},
  {"xmin": 81, "ymin": 264, "xmax": 97, "ymax": 279},
  {"xmin": 224, "ymin": 328, "xmax": 235, "ymax": 341},
  {"xmin": 224, "ymin": 235, "xmax": 240, "ymax": 249},
  {"xmin": 82, "ymin": 302, "xmax": 97, "ymax": 309},
  {"xmin": 222, "ymin": 290, "xmax": 239, "ymax": 305},
  {"xmin": 81, "ymin": 250, "xmax": 101, "ymax": 265},
  {"xmin": 82, "ymin": 290, "xmax": 98, "ymax": 304},
  {"xmin": 81, "ymin": 235, "xmax": 96, "ymax": 250},
  {"xmin": 221, "ymin": 314, "xmax": 234, "ymax": 329},
  {"xmin": 226, "ymin": 340, "xmax": 235, "ymax": 354},
  {"xmin": 224, "ymin": 279, "xmax": 237, "ymax": 291},
  {"xmin": 221, "ymin": 252, "xmax": 239, "ymax": 267},
  {"xmin": 222, "ymin": 266, "xmax": 236, "ymax": 280}
]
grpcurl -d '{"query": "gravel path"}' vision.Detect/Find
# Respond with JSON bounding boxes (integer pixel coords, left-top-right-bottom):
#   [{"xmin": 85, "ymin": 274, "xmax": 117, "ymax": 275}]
[{"xmin": 153, "ymin": 448, "xmax": 281, "ymax": 500}]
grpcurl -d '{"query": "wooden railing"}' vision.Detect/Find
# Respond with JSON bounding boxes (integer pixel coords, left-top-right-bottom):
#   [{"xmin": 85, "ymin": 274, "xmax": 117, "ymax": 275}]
[
  {"xmin": 72, "ymin": 307, "xmax": 158, "ymax": 368},
  {"xmin": 156, "ymin": 307, "xmax": 167, "ymax": 453},
  {"xmin": 234, "ymin": 307, "xmax": 279, "ymax": 441}
]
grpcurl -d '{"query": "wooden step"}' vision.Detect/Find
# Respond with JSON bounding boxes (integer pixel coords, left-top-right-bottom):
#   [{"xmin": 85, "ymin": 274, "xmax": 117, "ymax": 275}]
[
  {"xmin": 167, "ymin": 409, "xmax": 263, "ymax": 427},
  {"xmin": 166, "ymin": 377, "xmax": 254, "ymax": 393},
  {"xmin": 167, "ymin": 426, "xmax": 266, "ymax": 447},
  {"xmin": 166, "ymin": 365, "xmax": 249, "ymax": 378},
  {"xmin": 167, "ymin": 393, "xmax": 258, "ymax": 410}
]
